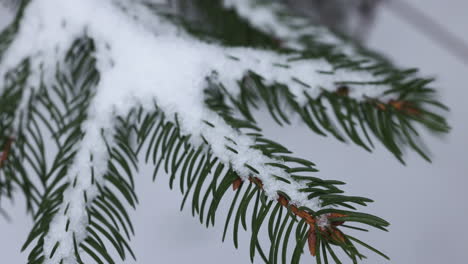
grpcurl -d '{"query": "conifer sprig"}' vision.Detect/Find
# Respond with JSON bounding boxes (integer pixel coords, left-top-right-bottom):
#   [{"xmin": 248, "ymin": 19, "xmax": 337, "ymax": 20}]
[{"xmin": 0, "ymin": 1, "xmax": 449, "ymax": 264}]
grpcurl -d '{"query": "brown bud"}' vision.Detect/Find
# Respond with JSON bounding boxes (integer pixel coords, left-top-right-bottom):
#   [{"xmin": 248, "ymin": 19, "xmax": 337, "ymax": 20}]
[
  {"xmin": 405, "ymin": 106, "xmax": 421, "ymax": 115},
  {"xmin": 376, "ymin": 102, "xmax": 386, "ymax": 111},
  {"xmin": 329, "ymin": 227, "xmax": 346, "ymax": 244},
  {"xmin": 249, "ymin": 177, "xmax": 264, "ymax": 188},
  {"xmin": 389, "ymin": 100, "xmax": 421, "ymax": 116},
  {"xmin": 308, "ymin": 226, "xmax": 317, "ymax": 256},
  {"xmin": 389, "ymin": 100, "xmax": 404, "ymax": 110},
  {"xmin": 277, "ymin": 195, "xmax": 289, "ymax": 207},
  {"xmin": 328, "ymin": 213, "xmax": 347, "ymax": 226},
  {"xmin": 232, "ymin": 177, "xmax": 243, "ymax": 191},
  {"xmin": 278, "ymin": 196, "xmax": 316, "ymax": 224}
]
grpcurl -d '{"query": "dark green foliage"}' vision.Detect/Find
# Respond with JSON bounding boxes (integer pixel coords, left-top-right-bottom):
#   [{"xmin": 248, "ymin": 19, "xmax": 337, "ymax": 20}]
[
  {"xmin": 184, "ymin": 0, "xmax": 449, "ymax": 163},
  {"xmin": 15, "ymin": 38, "xmax": 99, "ymax": 263},
  {"xmin": 0, "ymin": 1, "xmax": 449, "ymax": 264}
]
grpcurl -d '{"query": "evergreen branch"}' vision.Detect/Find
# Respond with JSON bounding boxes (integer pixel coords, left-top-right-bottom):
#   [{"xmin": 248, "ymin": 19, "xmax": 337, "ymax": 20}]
[
  {"xmin": 133, "ymin": 104, "xmax": 390, "ymax": 264},
  {"xmin": 23, "ymin": 80, "xmax": 390, "ymax": 264},
  {"xmin": 18, "ymin": 38, "xmax": 140, "ymax": 263},
  {"xmin": 181, "ymin": 0, "xmax": 449, "ymax": 162},
  {"xmin": 212, "ymin": 71, "xmax": 448, "ymax": 163},
  {"xmin": 0, "ymin": 1, "xmax": 449, "ymax": 264},
  {"xmin": 0, "ymin": 62, "xmax": 28, "ymax": 209},
  {"xmin": 10, "ymin": 38, "xmax": 101, "ymax": 263},
  {"xmin": 0, "ymin": 0, "xmax": 33, "ymax": 204},
  {"xmin": 203, "ymin": 83, "xmax": 389, "ymax": 263}
]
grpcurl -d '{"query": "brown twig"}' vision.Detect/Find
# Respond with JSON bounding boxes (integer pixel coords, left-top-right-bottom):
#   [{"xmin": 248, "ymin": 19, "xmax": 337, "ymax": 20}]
[
  {"xmin": 334, "ymin": 87, "xmax": 422, "ymax": 116},
  {"xmin": 232, "ymin": 176, "xmax": 348, "ymax": 256}
]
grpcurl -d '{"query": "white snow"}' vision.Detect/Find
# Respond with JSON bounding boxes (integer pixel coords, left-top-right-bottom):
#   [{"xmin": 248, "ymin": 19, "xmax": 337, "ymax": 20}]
[{"xmin": 0, "ymin": 0, "xmax": 391, "ymax": 263}]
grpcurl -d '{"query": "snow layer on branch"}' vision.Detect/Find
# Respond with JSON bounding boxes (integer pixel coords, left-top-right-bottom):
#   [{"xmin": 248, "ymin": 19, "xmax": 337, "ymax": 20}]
[{"xmin": 0, "ymin": 0, "xmax": 389, "ymax": 263}]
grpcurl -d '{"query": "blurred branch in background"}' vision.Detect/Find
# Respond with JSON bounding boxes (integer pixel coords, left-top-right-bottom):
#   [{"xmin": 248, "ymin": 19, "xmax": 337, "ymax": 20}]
[
  {"xmin": 286, "ymin": 0, "xmax": 383, "ymax": 41},
  {"xmin": 0, "ymin": 0, "xmax": 18, "ymax": 10},
  {"xmin": 385, "ymin": 0, "xmax": 468, "ymax": 66},
  {"xmin": 4, "ymin": 0, "xmax": 467, "ymax": 65},
  {"xmin": 286, "ymin": 0, "xmax": 468, "ymax": 66},
  {"xmin": 285, "ymin": 0, "xmax": 468, "ymax": 65}
]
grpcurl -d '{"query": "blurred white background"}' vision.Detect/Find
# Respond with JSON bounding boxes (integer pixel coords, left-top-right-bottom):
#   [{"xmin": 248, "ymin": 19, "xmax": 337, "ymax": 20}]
[{"xmin": 1, "ymin": 0, "xmax": 467, "ymax": 263}]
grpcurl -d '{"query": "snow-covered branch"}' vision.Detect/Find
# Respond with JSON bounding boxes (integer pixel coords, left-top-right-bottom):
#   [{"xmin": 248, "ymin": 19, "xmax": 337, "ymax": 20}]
[{"xmin": 0, "ymin": 0, "xmax": 448, "ymax": 263}]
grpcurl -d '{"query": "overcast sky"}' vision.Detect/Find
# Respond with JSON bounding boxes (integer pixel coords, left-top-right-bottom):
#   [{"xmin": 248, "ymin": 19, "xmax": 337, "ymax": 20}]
[{"xmin": 1, "ymin": 1, "xmax": 467, "ymax": 263}]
